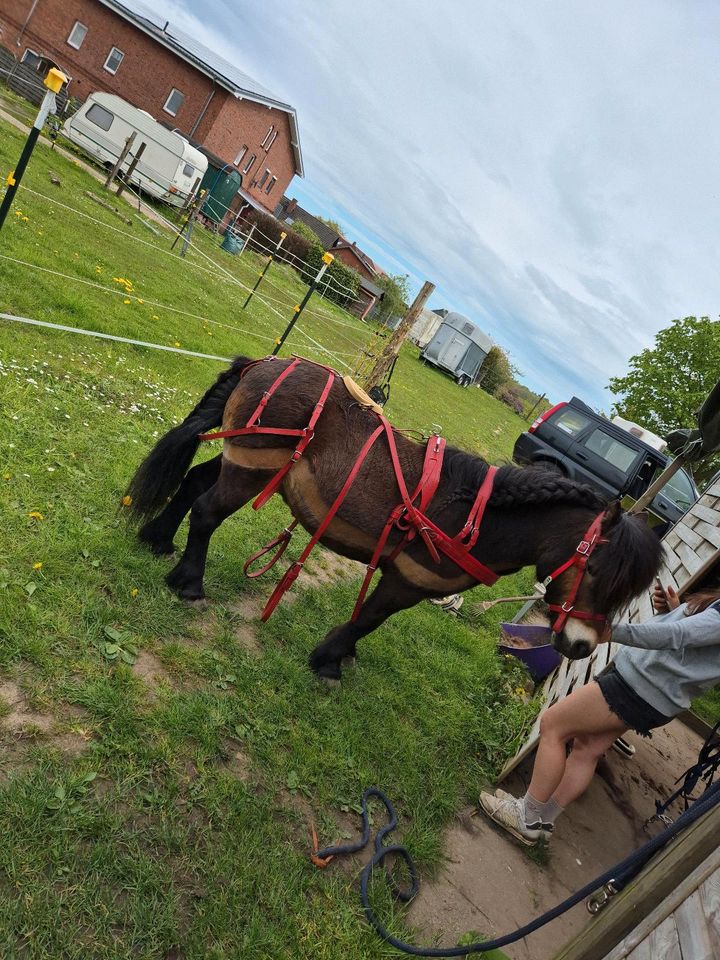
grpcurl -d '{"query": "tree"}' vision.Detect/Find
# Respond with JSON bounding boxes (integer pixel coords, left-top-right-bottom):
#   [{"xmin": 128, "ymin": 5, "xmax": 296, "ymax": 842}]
[
  {"xmin": 316, "ymin": 215, "xmax": 343, "ymax": 236},
  {"xmin": 608, "ymin": 316, "xmax": 720, "ymax": 485},
  {"xmin": 374, "ymin": 273, "xmax": 410, "ymax": 323},
  {"xmin": 477, "ymin": 345, "xmax": 512, "ymax": 395}
]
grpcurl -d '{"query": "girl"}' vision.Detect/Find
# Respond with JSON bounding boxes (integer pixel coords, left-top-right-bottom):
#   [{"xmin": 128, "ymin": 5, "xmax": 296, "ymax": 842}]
[{"xmin": 480, "ymin": 582, "xmax": 720, "ymax": 845}]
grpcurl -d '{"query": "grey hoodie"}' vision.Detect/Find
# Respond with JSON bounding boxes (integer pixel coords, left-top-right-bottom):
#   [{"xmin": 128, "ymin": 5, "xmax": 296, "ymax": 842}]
[{"xmin": 611, "ymin": 602, "xmax": 720, "ymax": 717}]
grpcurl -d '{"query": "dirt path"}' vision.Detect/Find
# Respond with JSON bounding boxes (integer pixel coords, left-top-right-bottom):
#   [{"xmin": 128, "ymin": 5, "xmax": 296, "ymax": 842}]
[{"xmin": 408, "ymin": 719, "xmax": 704, "ymax": 959}]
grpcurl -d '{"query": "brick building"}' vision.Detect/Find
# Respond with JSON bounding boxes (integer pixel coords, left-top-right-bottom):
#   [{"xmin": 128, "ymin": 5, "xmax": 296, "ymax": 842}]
[{"xmin": 0, "ymin": 0, "xmax": 303, "ymax": 212}]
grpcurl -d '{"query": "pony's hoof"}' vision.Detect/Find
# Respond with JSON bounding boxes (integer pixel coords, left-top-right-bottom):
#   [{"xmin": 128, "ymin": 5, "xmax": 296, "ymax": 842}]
[
  {"xmin": 341, "ymin": 656, "xmax": 356, "ymax": 669},
  {"xmin": 166, "ymin": 567, "xmax": 205, "ymax": 601},
  {"xmin": 139, "ymin": 522, "xmax": 176, "ymax": 556},
  {"xmin": 320, "ymin": 676, "xmax": 341, "ymax": 689},
  {"xmin": 149, "ymin": 541, "xmax": 176, "ymax": 556}
]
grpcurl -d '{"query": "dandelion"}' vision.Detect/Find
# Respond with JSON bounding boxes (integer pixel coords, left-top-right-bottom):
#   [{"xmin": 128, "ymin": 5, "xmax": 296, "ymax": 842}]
[
  {"xmin": 137, "ymin": 298, "xmax": 144, "ymax": 304},
  {"xmin": 21, "ymin": 216, "xmax": 29, "ymax": 222},
  {"xmin": 514, "ymin": 686, "xmax": 526, "ymax": 698},
  {"xmin": 2, "ymin": 473, "xmax": 10, "ymax": 481},
  {"xmin": 121, "ymin": 495, "xmax": 132, "ymax": 506},
  {"xmin": 28, "ymin": 511, "xmax": 44, "ymax": 520},
  {"xmin": 152, "ymin": 315, "xmax": 159, "ymax": 320},
  {"xmin": 124, "ymin": 299, "xmax": 131, "ymax": 304},
  {"xmin": 130, "ymin": 588, "xmax": 138, "ymax": 598},
  {"xmin": 33, "ymin": 562, "xmax": 43, "ymax": 571},
  {"xmin": 174, "ymin": 341, "xmax": 181, "ymax": 347}
]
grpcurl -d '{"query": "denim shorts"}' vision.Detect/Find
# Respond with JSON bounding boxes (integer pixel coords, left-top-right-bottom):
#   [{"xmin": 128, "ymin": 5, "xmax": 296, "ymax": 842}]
[{"xmin": 595, "ymin": 662, "xmax": 673, "ymax": 737}]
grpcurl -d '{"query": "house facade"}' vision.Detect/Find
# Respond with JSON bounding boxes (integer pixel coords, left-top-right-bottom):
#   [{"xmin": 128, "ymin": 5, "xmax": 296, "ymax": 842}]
[{"xmin": 0, "ymin": 0, "xmax": 303, "ymax": 213}]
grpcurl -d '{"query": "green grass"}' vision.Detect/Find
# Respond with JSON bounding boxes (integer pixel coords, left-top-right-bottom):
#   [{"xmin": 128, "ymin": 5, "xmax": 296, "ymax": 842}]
[{"xmin": 0, "ymin": 117, "xmax": 539, "ymax": 957}]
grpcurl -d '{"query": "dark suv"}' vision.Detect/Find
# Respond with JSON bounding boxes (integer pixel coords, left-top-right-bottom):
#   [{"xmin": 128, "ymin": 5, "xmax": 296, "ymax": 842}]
[{"xmin": 513, "ymin": 397, "xmax": 698, "ymax": 530}]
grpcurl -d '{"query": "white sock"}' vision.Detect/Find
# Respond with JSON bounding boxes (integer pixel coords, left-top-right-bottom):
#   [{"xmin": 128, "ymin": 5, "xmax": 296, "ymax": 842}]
[{"xmin": 523, "ymin": 792, "xmax": 563, "ymax": 825}]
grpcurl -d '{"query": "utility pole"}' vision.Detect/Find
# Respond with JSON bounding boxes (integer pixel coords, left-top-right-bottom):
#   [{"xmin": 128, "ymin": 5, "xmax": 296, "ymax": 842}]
[
  {"xmin": 361, "ymin": 280, "xmax": 435, "ymax": 398},
  {"xmin": 0, "ymin": 67, "xmax": 67, "ymax": 233}
]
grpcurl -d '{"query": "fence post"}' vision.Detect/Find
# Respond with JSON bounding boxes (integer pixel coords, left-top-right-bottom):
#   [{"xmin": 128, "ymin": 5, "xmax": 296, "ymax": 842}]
[
  {"xmin": 115, "ymin": 141, "xmax": 146, "ymax": 198},
  {"xmin": 181, "ymin": 176, "xmax": 201, "ymax": 213},
  {"xmin": 104, "ymin": 132, "xmax": 136, "ymax": 190},
  {"xmin": 242, "ymin": 231, "xmax": 286, "ymax": 310},
  {"xmin": 0, "ymin": 67, "xmax": 67, "ymax": 234},
  {"xmin": 272, "ymin": 253, "xmax": 334, "ymax": 355},
  {"xmin": 525, "ymin": 393, "xmax": 547, "ymax": 422},
  {"xmin": 361, "ymin": 280, "xmax": 435, "ymax": 401},
  {"xmin": 239, "ymin": 222, "xmax": 256, "ymax": 255}
]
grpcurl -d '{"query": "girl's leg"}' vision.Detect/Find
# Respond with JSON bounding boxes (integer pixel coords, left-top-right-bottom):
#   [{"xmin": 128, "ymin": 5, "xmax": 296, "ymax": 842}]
[
  {"xmin": 552, "ymin": 729, "xmax": 627, "ymax": 808},
  {"xmin": 528, "ymin": 681, "xmax": 628, "ymax": 803}
]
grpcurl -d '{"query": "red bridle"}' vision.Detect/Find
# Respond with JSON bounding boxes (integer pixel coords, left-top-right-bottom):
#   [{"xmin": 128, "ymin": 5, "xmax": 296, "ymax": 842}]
[{"xmin": 544, "ymin": 511, "xmax": 609, "ymax": 635}]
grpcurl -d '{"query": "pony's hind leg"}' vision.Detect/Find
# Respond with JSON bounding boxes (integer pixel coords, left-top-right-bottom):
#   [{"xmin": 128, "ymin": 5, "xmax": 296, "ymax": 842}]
[
  {"xmin": 308, "ymin": 571, "xmax": 427, "ymax": 681},
  {"xmin": 165, "ymin": 460, "xmax": 266, "ymax": 600},
  {"xmin": 139, "ymin": 455, "xmax": 222, "ymax": 555}
]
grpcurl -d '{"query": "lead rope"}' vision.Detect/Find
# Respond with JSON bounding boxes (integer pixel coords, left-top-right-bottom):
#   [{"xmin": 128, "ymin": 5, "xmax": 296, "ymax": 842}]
[{"xmin": 312, "ymin": 781, "xmax": 720, "ymax": 956}]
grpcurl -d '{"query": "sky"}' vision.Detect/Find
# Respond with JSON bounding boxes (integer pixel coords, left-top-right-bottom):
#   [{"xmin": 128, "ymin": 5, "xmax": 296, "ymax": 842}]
[{"xmin": 130, "ymin": 0, "xmax": 720, "ymax": 409}]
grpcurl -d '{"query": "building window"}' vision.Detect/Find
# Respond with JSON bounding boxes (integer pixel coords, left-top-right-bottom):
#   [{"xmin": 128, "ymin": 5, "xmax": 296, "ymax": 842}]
[
  {"xmin": 265, "ymin": 176, "xmax": 277, "ymax": 195},
  {"xmin": 67, "ymin": 21, "xmax": 88, "ymax": 49},
  {"xmin": 21, "ymin": 49, "xmax": 42, "ymax": 69},
  {"xmin": 86, "ymin": 103, "xmax": 114, "ymax": 131},
  {"xmin": 265, "ymin": 130, "xmax": 278, "ymax": 152},
  {"xmin": 103, "ymin": 47, "xmax": 124, "ymax": 75},
  {"xmin": 163, "ymin": 87, "xmax": 185, "ymax": 117},
  {"xmin": 261, "ymin": 124, "xmax": 274, "ymax": 148},
  {"xmin": 234, "ymin": 145, "xmax": 247, "ymax": 166},
  {"xmin": 242, "ymin": 153, "xmax": 256, "ymax": 174},
  {"xmin": 257, "ymin": 169, "xmax": 270, "ymax": 188}
]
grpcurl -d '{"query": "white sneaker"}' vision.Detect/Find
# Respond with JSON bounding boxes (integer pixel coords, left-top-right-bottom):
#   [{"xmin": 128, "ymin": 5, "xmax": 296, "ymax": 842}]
[
  {"xmin": 479, "ymin": 791, "xmax": 553, "ymax": 845},
  {"xmin": 428, "ymin": 594, "xmax": 464, "ymax": 614}
]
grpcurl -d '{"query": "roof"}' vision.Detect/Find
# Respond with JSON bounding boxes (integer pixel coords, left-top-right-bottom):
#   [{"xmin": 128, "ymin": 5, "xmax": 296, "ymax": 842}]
[
  {"xmin": 440, "ymin": 312, "xmax": 494, "ymax": 353},
  {"xmin": 97, "ymin": 0, "xmax": 304, "ymax": 176},
  {"xmin": 274, "ymin": 197, "xmax": 341, "ymax": 247},
  {"xmin": 330, "ymin": 240, "xmax": 379, "ymax": 276}
]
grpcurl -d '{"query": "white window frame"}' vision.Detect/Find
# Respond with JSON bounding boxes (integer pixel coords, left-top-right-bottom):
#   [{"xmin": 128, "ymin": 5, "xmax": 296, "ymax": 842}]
[
  {"xmin": 265, "ymin": 176, "xmax": 277, "ymax": 195},
  {"xmin": 67, "ymin": 21, "xmax": 88, "ymax": 49},
  {"xmin": 265, "ymin": 130, "xmax": 278, "ymax": 152},
  {"xmin": 261, "ymin": 124, "xmax": 274, "ymax": 148},
  {"xmin": 234, "ymin": 145, "xmax": 248, "ymax": 167},
  {"xmin": 21, "ymin": 48, "xmax": 41, "ymax": 68},
  {"xmin": 257, "ymin": 168, "xmax": 270, "ymax": 188},
  {"xmin": 103, "ymin": 47, "xmax": 124, "ymax": 75},
  {"xmin": 163, "ymin": 87, "xmax": 185, "ymax": 117},
  {"xmin": 242, "ymin": 153, "xmax": 256, "ymax": 174}
]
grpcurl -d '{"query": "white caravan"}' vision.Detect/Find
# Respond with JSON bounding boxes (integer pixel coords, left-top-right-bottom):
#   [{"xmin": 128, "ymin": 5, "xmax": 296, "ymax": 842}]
[{"xmin": 63, "ymin": 92, "xmax": 207, "ymax": 206}]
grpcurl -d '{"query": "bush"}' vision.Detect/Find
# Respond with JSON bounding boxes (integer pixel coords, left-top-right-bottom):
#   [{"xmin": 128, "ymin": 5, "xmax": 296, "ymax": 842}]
[
  {"xmin": 496, "ymin": 383, "xmax": 525, "ymax": 415},
  {"xmin": 289, "ymin": 221, "xmax": 321, "ymax": 245},
  {"xmin": 306, "ymin": 243, "xmax": 361, "ymax": 306}
]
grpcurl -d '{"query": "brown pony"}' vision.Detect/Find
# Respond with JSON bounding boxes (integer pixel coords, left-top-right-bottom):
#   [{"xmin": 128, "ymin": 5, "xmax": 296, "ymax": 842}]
[{"xmin": 125, "ymin": 356, "xmax": 662, "ymax": 681}]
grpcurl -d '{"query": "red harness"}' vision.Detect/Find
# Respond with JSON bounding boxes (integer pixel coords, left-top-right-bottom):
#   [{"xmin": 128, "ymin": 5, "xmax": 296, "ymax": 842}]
[
  {"xmin": 544, "ymin": 512, "xmax": 608, "ymax": 634},
  {"xmin": 198, "ymin": 356, "xmax": 499, "ymax": 621}
]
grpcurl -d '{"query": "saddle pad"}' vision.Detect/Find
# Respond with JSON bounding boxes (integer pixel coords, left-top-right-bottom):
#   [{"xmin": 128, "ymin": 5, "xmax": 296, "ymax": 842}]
[{"xmin": 343, "ymin": 375, "xmax": 384, "ymax": 416}]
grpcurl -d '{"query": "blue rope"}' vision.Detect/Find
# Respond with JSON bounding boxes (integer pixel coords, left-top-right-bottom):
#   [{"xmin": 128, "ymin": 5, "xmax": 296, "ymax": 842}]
[{"xmin": 314, "ymin": 782, "xmax": 720, "ymax": 956}]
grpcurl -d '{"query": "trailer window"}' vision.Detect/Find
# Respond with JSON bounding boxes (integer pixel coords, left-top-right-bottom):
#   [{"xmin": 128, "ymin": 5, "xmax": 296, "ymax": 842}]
[
  {"xmin": 182, "ymin": 163, "xmax": 195, "ymax": 178},
  {"xmin": 86, "ymin": 103, "xmax": 114, "ymax": 131}
]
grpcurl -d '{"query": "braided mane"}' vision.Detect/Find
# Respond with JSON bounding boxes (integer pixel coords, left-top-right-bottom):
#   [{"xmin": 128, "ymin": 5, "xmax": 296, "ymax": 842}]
[{"xmin": 442, "ymin": 448, "xmax": 606, "ymax": 511}]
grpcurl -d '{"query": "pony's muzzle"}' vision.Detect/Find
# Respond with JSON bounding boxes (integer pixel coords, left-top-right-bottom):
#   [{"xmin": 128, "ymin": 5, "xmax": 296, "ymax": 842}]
[{"xmin": 551, "ymin": 632, "xmax": 592, "ymax": 660}]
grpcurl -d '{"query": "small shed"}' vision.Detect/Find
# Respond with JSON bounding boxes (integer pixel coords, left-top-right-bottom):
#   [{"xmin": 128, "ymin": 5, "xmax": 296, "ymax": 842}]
[
  {"xmin": 408, "ymin": 307, "xmax": 443, "ymax": 349},
  {"xmin": 420, "ymin": 312, "xmax": 493, "ymax": 385}
]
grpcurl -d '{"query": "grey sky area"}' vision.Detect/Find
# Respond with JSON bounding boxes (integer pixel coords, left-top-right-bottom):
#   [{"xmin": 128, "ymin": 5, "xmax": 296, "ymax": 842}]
[{"xmin": 136, "ymin": 0, "xmax": 720, "ymax": 407}]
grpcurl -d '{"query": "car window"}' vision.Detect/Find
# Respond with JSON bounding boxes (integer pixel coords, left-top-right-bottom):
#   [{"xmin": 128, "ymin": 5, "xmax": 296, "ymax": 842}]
[
  {"xmin": 653, "ymin": 464, "xmax": 696, "ymax": 511},
  {"xmin": 584, "ymin": 428, "xmax": 640, "ymax": 473},
  {"xmin": 86, "ymin": 103, "xmax": 114, "ymax": 131},
  {"xmin": 551, "ymin": 408, "xmax": 592, "ymax": 436}
]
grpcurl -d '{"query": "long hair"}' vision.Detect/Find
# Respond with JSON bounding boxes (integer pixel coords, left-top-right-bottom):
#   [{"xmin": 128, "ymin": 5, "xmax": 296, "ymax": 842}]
[{"xmin": 684, "ymin": 590, "xmax": 720, "ymax": 615}]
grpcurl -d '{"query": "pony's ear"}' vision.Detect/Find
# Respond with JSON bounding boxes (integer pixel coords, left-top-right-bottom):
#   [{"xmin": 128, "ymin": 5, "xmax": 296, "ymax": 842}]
[
  {"xmin": 634, "ymin": 509, "xmax": 651, "ymax": 525},
  {"xmin": 601, "ymin": 499, "xmax": 622, "ymax": 533}
]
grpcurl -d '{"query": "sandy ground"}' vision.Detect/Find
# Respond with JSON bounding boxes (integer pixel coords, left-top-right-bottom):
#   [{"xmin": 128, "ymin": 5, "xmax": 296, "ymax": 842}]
[{"xmin": 408, "ymin": 718, "xmax": 704, "ymax": 959}]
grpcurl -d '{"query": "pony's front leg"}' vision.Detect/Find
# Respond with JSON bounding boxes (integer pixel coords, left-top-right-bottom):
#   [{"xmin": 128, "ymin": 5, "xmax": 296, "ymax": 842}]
[
  {"xmin": 309, "ymin": 573, "xmax": 427, "ymax": 681},
  {"xmin": 166, "ymin": 462, "xmax": 265, "ymax": 600}
]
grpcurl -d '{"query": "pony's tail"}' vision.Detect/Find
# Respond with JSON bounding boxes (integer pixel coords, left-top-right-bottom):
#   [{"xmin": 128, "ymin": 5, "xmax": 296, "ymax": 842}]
[{"xmin": 124, "ymin": 356, "xmax": 254, "ymax": 520}]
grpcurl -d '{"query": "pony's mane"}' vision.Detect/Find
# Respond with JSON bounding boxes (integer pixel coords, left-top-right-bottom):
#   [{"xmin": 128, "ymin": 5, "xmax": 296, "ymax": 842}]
[
  {"xmin": 442, "ymin": 448, "xmax": 606, "ymax": 511},
  {"xmin": 590, "ymin": 512, "xmax": 663, "ymax": 617}
]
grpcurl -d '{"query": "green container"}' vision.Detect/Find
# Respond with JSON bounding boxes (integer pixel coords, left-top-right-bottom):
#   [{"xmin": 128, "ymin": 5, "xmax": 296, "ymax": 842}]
[
  {"xmin": 200, "ymin": 164, "xmax": 242, "ymax": 224},
  {"xmin": 220, "ymin": 231, "xmax": 241, "ymax": 255}
]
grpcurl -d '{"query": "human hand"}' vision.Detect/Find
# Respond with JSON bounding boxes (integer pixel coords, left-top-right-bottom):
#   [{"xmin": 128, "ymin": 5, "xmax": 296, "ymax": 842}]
[{"xmin": 652, "ymin": 580, "xmax": 680, "ymax": 613}]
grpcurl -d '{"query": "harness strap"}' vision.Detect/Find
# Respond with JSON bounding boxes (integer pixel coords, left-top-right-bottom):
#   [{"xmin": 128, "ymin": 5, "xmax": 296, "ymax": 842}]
[
  {"xmin": 243, "ymin": 520, "xmax": 298, "ymax": 579},
  {"xmin": 546, "ymin": 513, "xmax": 607, "ymax": 633},
  {"xmin": 260, "ymin": 423, "xmax": 387, "ymax": 621},
  {"xmin": 456, "ymin": 466, "xmax": 497, "ymax": 549}
]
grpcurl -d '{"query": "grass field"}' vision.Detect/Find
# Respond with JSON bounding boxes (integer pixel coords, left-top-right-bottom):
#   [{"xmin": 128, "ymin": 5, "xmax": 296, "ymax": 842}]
[{"xmin": 0, "ymin": 117, "xmax": 536, "ymax": 958}]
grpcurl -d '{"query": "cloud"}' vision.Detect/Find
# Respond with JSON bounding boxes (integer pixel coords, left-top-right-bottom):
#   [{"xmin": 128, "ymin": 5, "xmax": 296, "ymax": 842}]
[{"xmin": 125, "ymin": 0, "xmax": 720, "ymax": 408}]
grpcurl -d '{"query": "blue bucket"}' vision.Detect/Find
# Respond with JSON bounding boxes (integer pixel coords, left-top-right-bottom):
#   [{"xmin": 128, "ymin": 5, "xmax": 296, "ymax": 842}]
[{"xmin": 499, "ymin": 622, "xmax": 561, "ymax": 682}]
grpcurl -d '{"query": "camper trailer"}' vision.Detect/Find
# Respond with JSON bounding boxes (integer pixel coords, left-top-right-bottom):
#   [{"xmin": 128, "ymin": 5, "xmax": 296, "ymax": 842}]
[
  {"xmin": 63, "ymin": 93, "xmax": 207, "ymax": 206},
  {"xmin": 420, "ymin": 312, "xmax": 493, "ymax": 386}
]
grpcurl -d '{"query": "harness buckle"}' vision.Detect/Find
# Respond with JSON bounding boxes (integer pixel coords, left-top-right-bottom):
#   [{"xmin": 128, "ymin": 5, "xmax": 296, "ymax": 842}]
[
  {"xmin": 576, "ymin": 539, "xmax": 591, "ymax": 555},
  {"xmin": 561, "ymin": 600, "xmax": 575, "ymax": 613}
]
